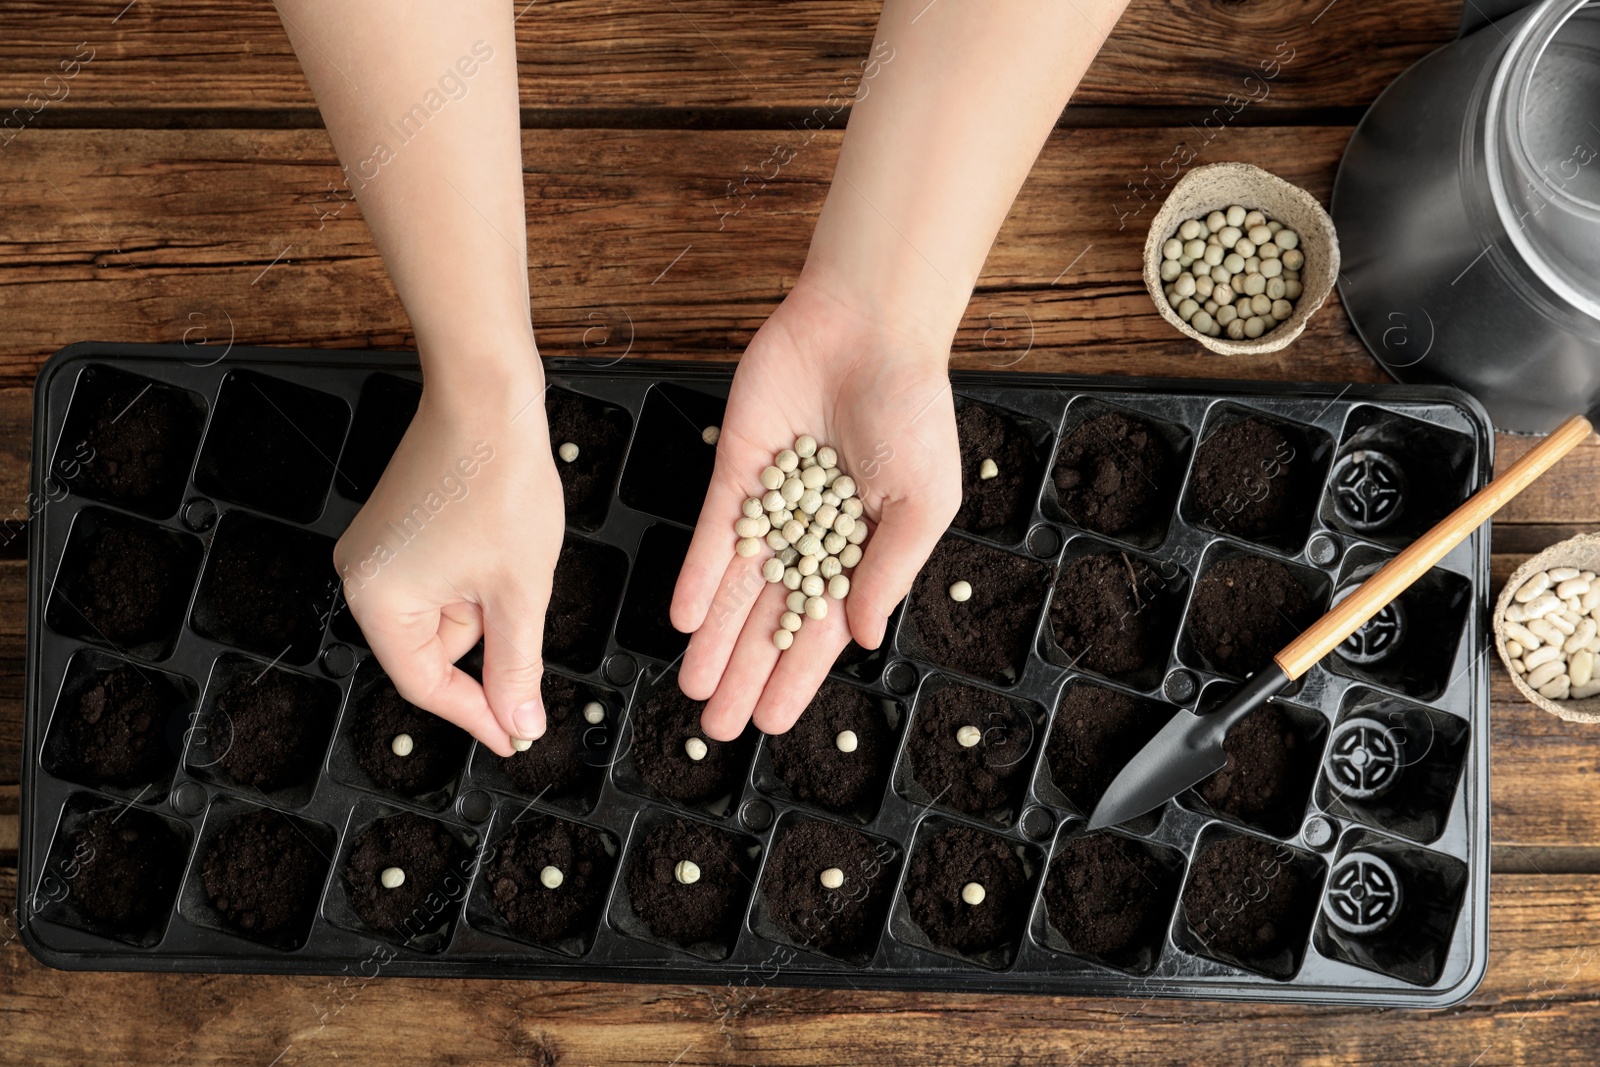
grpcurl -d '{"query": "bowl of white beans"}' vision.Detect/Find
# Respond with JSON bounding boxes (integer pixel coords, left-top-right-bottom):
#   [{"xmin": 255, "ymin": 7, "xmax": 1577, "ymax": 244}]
[
  {"xmin": 1495, "ymin": 533, "xmax": 1600, "ymax": 723},
  {"xmin": 1142, "ymin": 161, "xmax": 1339, "ymax": 356}
]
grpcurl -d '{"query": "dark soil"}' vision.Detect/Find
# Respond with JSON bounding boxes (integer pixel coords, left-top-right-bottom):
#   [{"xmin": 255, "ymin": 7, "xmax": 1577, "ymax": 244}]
[
  {"xmin": 1182, "ymin": 835, "xmax": 1310, "ymax": 962},
  {"xmin": 906, "ymin": 682, "xmax": 1033, "ymax": 816},
  {"xmin": 486, "ymin": 815, "xmax": 612, "ymax": 944},
  {"xmin": 67, "ymin": 807, "xmax": 183, "ymax": 931},
  {"xmin": 766, "ymin": 679, "xmax": 892, "ymax": 815},
  {"xmin": 1045, "ymin": 834, "xmax": 1169, "ymax": 958},
  {"xmin": 499, "ymin": 672, "xmax": 603, "ymax": 801},
  {"xmin": 350, "ymin": 677, "xmax": 471, "ymax": 796},
  {"xmin": 953, "ymin": 400, "xmax": 1038, "ymax": 537},
  {"xmin": 344, "ymin": 811, "xmax": 470, "ymax": 937},
  {"xmin": 631, "ymin": 680, "xmax": 741, "ymax": 804},
  {"xmin": 908, "ymin": 537, "xmax": 1050, "ymax": 683},
  {"xmin": 1197, "ymin": 704, "xmax": 1303, "ymax": 832},
  {"xmin": 212, "ymin": 668, "xmax": 337, "ymax": 792},
  {"xmin": 60, "ymin": 663, "xmax": 180, "ymax": 787},
  {"xmin": 762, "ymin": 818, "xmax": 894, "ymax": 956},
  {"xmin": 1049, "ymin": 552, "xmax": 1177, "ymax": 677},
  {"xmin": 67, "ymin": 372, "xmax": 201, "ymax": 515},
  {"xmin": 1046, "ymin": 683, "xmax": 1173, "ymax": 812},
  {"xmin": 625, "ymin": 817, "xmax": 747, "ymax": 946},
  {"xmin": 201, "ymin": 808, "xmax": 326, "ymax": 941},
  {"xmin": 547, "ymin": 388, "xmax": 631, "ymax": 528},
  {"xmin": 545, "ymin": 536, "xmax": 628, "ymax": 671},
  {"xmin": 54, "ymin": 516, "xmax": 196, "ymax": 650},
  {"xmin": 1052, "ymin": 411, "xmax": 1176, "ymax": 537},
  {"xmin": 1188, "ymin": 417, "xmax": 1307, "ymax": 541},
  {"xmin": 1187, "ymin": 556, "xmax": 1317, "ymax": 677},
  {"xmin": 905, "ymin": 825, "xmax": 1029, "ymax": 956},
  {"xmin": 196, "ymin": 516, "xmax": 335, "ymax": 660}
]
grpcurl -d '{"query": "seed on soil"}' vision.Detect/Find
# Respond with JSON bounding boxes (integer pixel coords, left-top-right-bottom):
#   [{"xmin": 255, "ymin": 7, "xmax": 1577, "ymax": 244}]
[
  {"xmin": 956, "ymin": 725, "xmax": 982, "ymax": 748},
  {"xmin": 390, "ymin": 733, "xmax": 414, "ymax": 757},
  {"xmin": 961, "ymin": 882, "xmax": 986, "ymax": 906},
  {"xmin": 979, "ymin": 458, "xmax": 999, "ymax": 481},
  {"xmin": 558, "ymin": 442, "xmax": 579, "ymax": 463},
  {"xmin": 819, "ymin": 867, "xmax": 845, "ymax": 890},
  {"xmin": 540, "ymin": 865, "xmax": 564, "ymax": 889},
  {"xmin": 380, "ymin": 866, "xmax": 405, "ymax": 890},
  {"xmin": 582, "ymin": 701, "xmax": 605, "ymax": 725},
  {"xmin": 685, "ymin": 737, "xmax": 708, "ymax": 762},
  {"xmin": 949, "ymin": 580, "xmax": 973, "ymax": 602},
  {"xmin": 674, "ymin": 860, "xmax": 701, "ymax": 885},
  {"xmin": 835, "ymin": 729, "xmax": 859, "ymax": 754}
]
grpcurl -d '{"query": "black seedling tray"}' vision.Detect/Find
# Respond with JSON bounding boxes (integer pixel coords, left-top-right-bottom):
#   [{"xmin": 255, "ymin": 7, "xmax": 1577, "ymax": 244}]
[{"xmin": 18, "ymin": 343, "xmax": 1493, "ymax": 1006}]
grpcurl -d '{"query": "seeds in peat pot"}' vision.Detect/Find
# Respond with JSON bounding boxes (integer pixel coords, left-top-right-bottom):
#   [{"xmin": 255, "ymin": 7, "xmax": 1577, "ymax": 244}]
[
  {"xmin": 343, "ymin": 811, "xmax": 470, "ymax": 938},
  {"xmin": 630, "ymin": 679, "xmax": 746, "ymax": 804},
  {"xmin": 1186, "ymin": 555, "xmax": 1318, "ymax": 678},
  {"xmin": 765, "ymin": 679, "xmax": 893, "ymax": 815},
  {"xmin": 544, "ymin": 537, "xmax": 629, "ymax": 672},
  {"xmin": 1196, "ymin": 703, "xmax": 1312, "ymax": 836},
  {"xmin": 1044, "ymin": 834, "xmax": 1172, "ymax": 960},
  {"xmin": 1045, "ymin": 682, "xmax": 1174, "ymax": 812},
  {"xmin": 625, "ymin": 818, "xmax": 748, "ymax": 947},
  {"xmin": 905, "ymin": 682, "xmax": 1034, "ymax": 818},
  {"xmin": 64, "ymin": 807, "xmax": 185, "ymax": 934},
  {"xmin": 49, "ymin": 511, "xmax": 200, "ymax": 653},
  {"xmin": 1051, "ymin": 411, "xmax": 1176, "ymax": 539},
  {"xmin": 57, "ymin": 662, "xmax": 184, "ymax": 789},
  {"xmin": 952, "ymin": 399, "xmax": 1039, "ymax": 538},
  {"xmin": 1181, "ymin": 835, "xmax": 1315, "ymax": 967},
  {"xmin": 497, "ymin": 672, "xmax": 608, "ymax": 803},
  {"xmin": 486, "ymin": 815, "xmax": 613, "ymax": 945},
  {"xmin": 210, "ymin": 667, "xmax": 339, "ymax": 793},
  {"xmin": 906, "ymin": 537, "xmax": 1051, "ymax": 684},
  {"xmin": 349, "ymin": 677, "xmax": 471, "ymax": 797},
  {"xmin": 904, "ymin": 825, "xmax": 1029, "ymax": 956},
  {"xmin": 191, "ymin": 512, "xmax": 336, "ymax": 662},
  {"xmin": 57, "ymin": 367, "xmax": 205, "ymax": 517},
  {"xmin": 1049, "ymin": 552, "xmax": 1180, "ymax": 679},
  {"xmin": 546, "ymin": 387, "xmax": 632, "ymax": 529},
  {"xmin": 201, "ymin": 808, "xmax": 327, "ymax": 943},
  {"xmin": 1187, "ymin": 416, "xmax": 1313, "ymax": 544},
  {"xmin": 761, "ymin": 818, "xmax": 895, "ymax": 957}
]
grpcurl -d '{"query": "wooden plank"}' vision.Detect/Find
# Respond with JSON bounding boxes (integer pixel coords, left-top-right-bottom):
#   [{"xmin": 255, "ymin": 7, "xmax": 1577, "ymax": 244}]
[{"xmin": 0, "ymin": 0, "xmax": 1459, "ymax": 116}]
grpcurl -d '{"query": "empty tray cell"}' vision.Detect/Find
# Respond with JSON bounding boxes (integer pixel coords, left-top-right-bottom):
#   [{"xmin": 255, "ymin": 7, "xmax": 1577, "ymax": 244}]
[
  {"xmin": 755, "ymin": 677, "xmax": 899, "ymax": 824},
  {"xmin": 615, "ymin": 524, "xmax": 690, "ymax": 661},
  {"xmin": 1320, "ymin": 405, "xmax": 1475, "ymax": 548},
  {"xmin": 1316, "ymin": 689, "xmax": 1470, "ymax": 844},
  {"xmin": 467, "ymin": 670, "xmax": 616, "ymax": 816},
  {"xmin": 902, "ymin": 534, "xmax": 1052, "ymax": 685},
  {"xmin": 194, "ymin": 369, "xmax": 350, "ymax": 523},
  {"xmin": 1328, "ymin": 547, "xmax": 1471, "ymax": 701},
  {"xmin": 1182, "ymin": 405, "xmax": 1333, "ymax": 555},
  {"xmin": 618, "ymin": 383, "xmax": 724, "ymax": 525},
  {"xmin": 1175, "ymin": 827, "xmax": 1325, "ymax": 980},
  {"xmin": 335, "ymin": 373, "xmax": 420, "ymax": 502},
  {"xmin": 329, "ymin": 804, "xmax": 478, "ymax": 954},
  {"xmin": 611, "ymin": 808, "xmax": 760, "ymax": 962},
  {"xmin": 46, "ymin": 507, "xmax": 203, "ymax": 660},
  {"xmin": 1041, "ymin": 679, "xmax": 1177, "ymax": 817},
  {"xmin": 1037, "ymin": 829, "xmax": 1185, "ymax": 975},
  {"xmin": 753, "ymin": 813, "xmax": 899, "ymax": 965},
  {"xmin": 546, "ymin": 533, "xmax": 629, "ymax": 672},
  {"xmin": 893, "ymin": 817, "xmax": 1041, "ymax": 970},
  {"xmin": 895, "ymin": 675, "xmax": 1039, "ymax": 827},
  {"xmin": 184, "ymin": 653, "xmax": 341, "ymax": 809},
  {"xmin": 547, "ymin": 386, "xmax": 633, "ymax": 530},
  {"xmin": 51, "ymin": 364, "xmax": 206, "ymax": 519},
  {"xmin": 1183, "ymin": 686, "xmax": 1328, "ymax": 839},
  {"xmin": 41, "ymin": 648, "xmax": 195, "ymax": 802},
  {"xmin": 1044, "ymin": 538, "xmax": 1185, "ymax": 690},
  {"xmin": 468, "ymin": 807, "xmax": 618, "ymax": 957},
  {"xmin": 179, "ymin": 797, "xmax": 334, "ymax": 951},
  {"xmin": 329, "ymin": 662, "xmax": 471, "ymax": 810},
  {"xmin": 1046, "ymin": 398, "xmax": 1187, "ymax": 549},
  {"xmin": 33, "ymin": 792, "xmax": 191, "ymax": 948},
  {"xmin": 1179, "ymin": 546, "xmax": 1329, "ymax": 680},
  {"xmin": 951, "ymin": 396, "xmax": 1049, "ymax": 545},
  {"xmin": 614, "ymin": 670, "xmax": 755, "ymax": 818},
  {"xmin": 1313, "ymin": 831, "xmax": 1468, "ymax": 986},
  {"xmin": 189, "ymin": 511, "xmax": 338, "ymax": 664}
]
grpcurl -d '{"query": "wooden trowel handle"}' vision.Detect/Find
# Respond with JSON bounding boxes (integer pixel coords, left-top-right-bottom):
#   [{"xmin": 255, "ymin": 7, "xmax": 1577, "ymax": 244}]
[{"xmin": 1275, "ymin": 414, "xmax": 1593, "ymax": 680}]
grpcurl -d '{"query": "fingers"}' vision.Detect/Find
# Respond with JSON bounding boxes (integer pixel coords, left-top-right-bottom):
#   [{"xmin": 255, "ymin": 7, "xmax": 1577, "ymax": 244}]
[
  {"xmin": 846, "ymin": 494, "xmax": 957, "ymax": 649},
  {"xmin": 480, "ymin": 583, "xmax": 550, "ymax": 744},
  {"xmin": 672, "ymin": 434, "xmax": 764, "ymax": 635},
  {"xmin": 678, "ymin": 550, "xmax": 768, "ymax": 701},
  {"xmin": 750, "ymin": 602, "xmax": 850, "ymax": 736},
  {"xmin": 697, "ymin": 581, "xmax": 790, "ymax": 741},
  {"xmin": 438, "ymin": 600, "xmax": 485, "ymax": 665}
]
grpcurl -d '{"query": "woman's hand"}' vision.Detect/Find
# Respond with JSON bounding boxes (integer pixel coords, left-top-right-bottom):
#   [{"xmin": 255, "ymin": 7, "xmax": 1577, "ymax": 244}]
[{"xmin": 670, "ymin": 274, "xmax": 960, "ymax": 740}]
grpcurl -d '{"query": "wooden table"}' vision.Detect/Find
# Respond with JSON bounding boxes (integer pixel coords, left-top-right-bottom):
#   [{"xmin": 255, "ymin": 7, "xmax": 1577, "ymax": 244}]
[{"xmin": 3, "ymin": 2, "xmax": 1598, "ymax": 1063}]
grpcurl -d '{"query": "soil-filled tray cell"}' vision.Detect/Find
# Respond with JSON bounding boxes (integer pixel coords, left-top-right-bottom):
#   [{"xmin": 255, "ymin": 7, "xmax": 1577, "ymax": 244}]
[
  {"xmin": 615, "ymin": 524, "xmax": 690, "ymax": 662},
  {"xmin": 1182, "ymin": 687, "xmax": 1327, "ymax": 839},
  {"xmin": 41, "ymin": 649, "xmax": 195, "ymax": 802},
  {"xmin": 467, "ymin": 808, "xmax": 618, "ymax": 957},
  {"xmin": 1179, "ymin": 548, "xmax": 1329, "ymax": 681},
  {"xmin": 1045, "ymin": 398, "xmax": 1188, "ymax": 549},
  {"xmin": 1312, "ymin": 831, "xmax": 1468, "ymax": 987},
  {"xmin": 1328, "ymin": 548, "xmax": 1472, "ymax": 702},
  {"xmin": 1044, "ymin": 539, "xmax": 1185, "ymax": 691},
  {"xmin": 183, "ymin": 653, "xmax": 341, "ymax": 809},
  {"xmin": 752, "ymin": 814, "xmax": 900, "ymax": 966},
  {"xmin": 755, "ymin": 678, "xmax": 899, "ymax": 824},
  {"xmin": 1320, "ymin": 405, "xmax": 1475, "ymax": 549},
  {"xmin": 614, "ymin": 671, "xmax": 755, "ymax": 819},
  {"xmin": 467, "ymin": 670, "xmax": 617, "ymax": 816},
  {"xmin": 46, "ymin": 507, "xmax": 203, "ymax": 660},
  {"xmin": 178, "ymin": 798, "xmax": 334, "ymax": 951},
  {"xmin": 189, "ymin": 511, "xmax": 338, "ymax": 665},
  {"xmin": 1175, "ymin": 828, "xmax": 1325, "ymax": 980},
  {"xmin": 326, "ymin": 804, "xmax": 479, "ymax": 954},
  {"xmin": 1040, "ymin": 680, "xmax": 1177, "ymax": 818},
  {"xmin": 617, "ymin": 383, "xmax": 724, "ymax": 526},
  {"xmin": 1181, "ymin": 406, "xmax": 1333, "ymax": 556},
  {"xmin": 951, "ymin": 397, "xmax": 1049, "ymax": 546},
  {"xmin": 1315, "ymin": 690, "xmax": 1470, "ymax": 845},
  {"xmin": 892, "ymin": 818, "xmax": 1041, "ymax": 970},
  {"xmin": 895, "ymin": 676, "xmax": 1039, "ymax": 827},
  {"xmin": 328, "ymin": 663, "xmax": 471, "ymax": 811},
  {"xmin": 902, "ymin": 535, "xmax": 1052, "ymax": 685},
  {"xmin": 193, "ymin": 369, "xmax": 350, "ymax": 523},
  {"xmin": 548, "ymin": 386, "xmax": 634, "ymax": 530},
  {"xmin": 335, "ymin": 373, "xmax": 420, "ymax": 503},
  {"xmin": 1037, "ymin": 829, "xmax": 1185, "ymax": 976},
  {"xmin": 610, "ymin": 808, "xmax": 760, "ymax": 962},
  {"xmin": 546, "ymin": 534, "xmax": 630, "ymax": 672},
  {"xmin": 34, "ymin": 793, "xmax": 192, "ymax": 948},
  {"xmin": 51, "ymin": 364, "xmax": 207, "ymax": 519}
]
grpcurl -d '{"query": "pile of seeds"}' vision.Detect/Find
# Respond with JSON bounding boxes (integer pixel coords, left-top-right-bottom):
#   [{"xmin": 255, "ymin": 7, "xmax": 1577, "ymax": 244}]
[
  {"xmin": 1504, "ymin": 567, "xmax": 1600, "ymax": 700},
  {"xmin": 733, "ymin": 435, "xmax": 870, "ymax": 650},
  {"xmin": 1158, "ymin": 205, "xmax": 1305, "ymax": 341}
]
